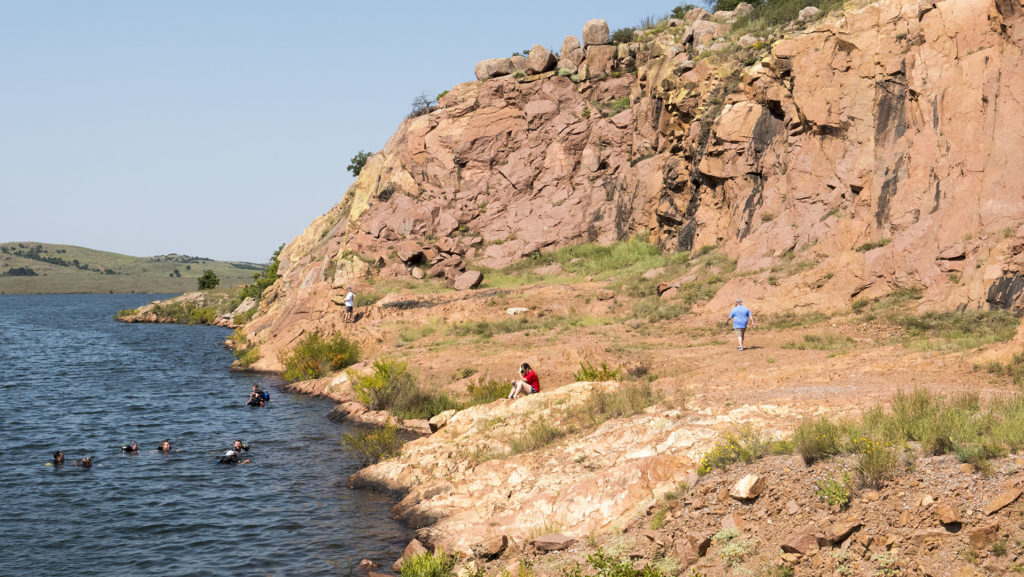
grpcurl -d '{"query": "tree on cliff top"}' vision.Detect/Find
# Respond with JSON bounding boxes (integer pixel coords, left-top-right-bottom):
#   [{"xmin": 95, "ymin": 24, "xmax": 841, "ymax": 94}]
[
  {"xmin": 347, "ymin": 150, "xmax": 370, "ymax": 177},
  {"xmin": 197, "ymin": 269, "xmax": 220, "ymax": 290}
]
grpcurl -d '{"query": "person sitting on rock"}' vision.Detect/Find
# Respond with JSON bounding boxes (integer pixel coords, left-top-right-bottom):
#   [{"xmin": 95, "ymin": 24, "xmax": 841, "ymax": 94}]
[{"xmin": 507, "ymin": 362, "xmax": 540, "ymax": 399}]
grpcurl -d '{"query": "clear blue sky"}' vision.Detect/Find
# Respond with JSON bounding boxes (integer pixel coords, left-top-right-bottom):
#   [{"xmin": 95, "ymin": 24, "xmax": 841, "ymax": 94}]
[{"xmin": 1, "ymin": 1, "xmax": 686, "ymax": 262}]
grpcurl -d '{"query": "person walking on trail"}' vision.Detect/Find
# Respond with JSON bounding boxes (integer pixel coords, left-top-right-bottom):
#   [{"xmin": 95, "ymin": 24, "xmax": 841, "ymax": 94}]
[
  {"xmin": 343, "ymin": 287, "xmax": 355, "ymax": 323},
  {"xmin": 729, "ymin": 298, "xmax": 753, "ymax": 351}
]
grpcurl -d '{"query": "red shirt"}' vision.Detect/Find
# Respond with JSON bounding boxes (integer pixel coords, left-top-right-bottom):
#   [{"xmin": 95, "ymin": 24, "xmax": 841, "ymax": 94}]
[{"xmin": 522, "ymin": 370, "xmax": 540, "ymax": 392}]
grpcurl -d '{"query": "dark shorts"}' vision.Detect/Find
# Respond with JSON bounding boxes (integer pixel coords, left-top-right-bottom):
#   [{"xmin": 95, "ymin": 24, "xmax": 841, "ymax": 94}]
[
  {"xmin": 734, "ymin": 327, "xmax": 746, "ymax": 336},
  {"xmin": 345, "ymin": 305, "xmax": 353, "ymax": 313}
]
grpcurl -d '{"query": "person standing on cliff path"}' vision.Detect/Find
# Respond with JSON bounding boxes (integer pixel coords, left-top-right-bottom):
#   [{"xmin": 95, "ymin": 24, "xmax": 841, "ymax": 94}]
[
  {"xmin": 342, "ymin": 286, "xmax": 355, "ymax": 323},
  {"xmin": 728, "ymin": 298, "xmax": 753, "ymax": 351}
]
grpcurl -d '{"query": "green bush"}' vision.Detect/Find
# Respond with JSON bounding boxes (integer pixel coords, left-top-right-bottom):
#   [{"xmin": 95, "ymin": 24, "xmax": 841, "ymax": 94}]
[
  {"xmin": 698, "ymin": 424, "xmax": 771, "ymax": 475},
  {"xmin": 611, "ymin": 27, "xmax": 636, "ymax": 44},
  {"xmin": 465, "ymin": 377, "xmax": 509, "ymax": 406},
  {"xmin": 352, "ymin": 358, "xmax": 459, "ymax": 420},
  {"xmin": 793, "ymin": 416, "xmax": 843, "ymax": 464},
  {"xmin": 896, "ymin": 309, "xmax": 1018, "ymax": 351},
  {"xmin": 239, "ymin": 245, "xmax": 282, "ymax": 301},
  {"xmin": 562, "ymin": 550, "xmax": 668, "ymax": 577},
  {"xmin": 400, "ymin": 550, "xmax": 456, "ymax": 577},
  {"xmin": 347, "ymin": 150, "xmax": 371, "ymax": 177},
  {"xmin": 851, "ymin": 438, "xmax": 900, "ymax": 489},
  {"xmin": 573, "ymin": 360, "xmax": 623, "ymax": 382},
  {"xmin": 569, "ymin": 382, "xmax": 660, "ymax": 428},
  {"xmin": 188, "ymin": 306, "xmax": 217, "ymax": 324},
  {"xmin": 280, "ymin": 333, "xmax": 360, "ymax": 382},
  {"xmin": 234, "ymin": 346, "xmax": 260, "ymax": 368},
  {"xmin": 341, "ymin": 423, "xmax": 403, "ymax": 467},
  {"xmin": 815, "ymin": 473, "xmax": 852, "ymax": 509}
]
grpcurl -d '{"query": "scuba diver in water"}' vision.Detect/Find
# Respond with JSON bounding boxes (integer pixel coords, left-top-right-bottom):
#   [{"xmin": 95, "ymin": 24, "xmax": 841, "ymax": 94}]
[
  {"xmin": 218, "ymin": 440, "xmax": 251, "ymax": 464},
  {"xmin": 51, "ymin": 451, "xmax": 65, "ymax": 466},
  {"xmin": 246, "ymin": 384, "xmax": 270, "ymax": 407},
  {"xmin": 157, "ymin": 439, "xmax": 172, "ymax": 453},
  {"xmin": 74, "ymin": 457, "xmax": 94, "ymax": 468},
  {"xmin": 121, "ymin": 441, "xmax": 139, "ymax": 454}
]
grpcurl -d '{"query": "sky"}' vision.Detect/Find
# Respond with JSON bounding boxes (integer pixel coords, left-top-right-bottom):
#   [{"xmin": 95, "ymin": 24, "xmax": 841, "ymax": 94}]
[{"xmin": 1, "ymin": 1, "xmax": 688, "ymax": 263}]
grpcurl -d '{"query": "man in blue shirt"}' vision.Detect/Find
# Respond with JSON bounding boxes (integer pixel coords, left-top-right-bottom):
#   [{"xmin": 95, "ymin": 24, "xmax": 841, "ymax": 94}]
[{"xmin": 728, "ymin": 299, "xmax": 753, "ymax": 351}]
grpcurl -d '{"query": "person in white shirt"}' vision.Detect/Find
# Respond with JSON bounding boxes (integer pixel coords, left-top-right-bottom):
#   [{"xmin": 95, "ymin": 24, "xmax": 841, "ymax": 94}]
[{"xmin": 343, "ymin": 287, "xmax": 355, "ymax": 323}]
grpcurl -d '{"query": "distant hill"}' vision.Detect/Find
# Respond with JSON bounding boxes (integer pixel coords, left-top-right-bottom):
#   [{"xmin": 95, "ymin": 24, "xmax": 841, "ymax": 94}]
[{"xmin": 0, "ymin": 242, "xmax": 265, "ymax": 294}]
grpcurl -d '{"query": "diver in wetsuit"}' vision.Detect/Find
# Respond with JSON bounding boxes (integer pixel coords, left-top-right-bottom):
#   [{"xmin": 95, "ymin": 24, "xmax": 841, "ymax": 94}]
[
  {"xmin": 121, "ymin": 441, "xmax": 138, "ymax": 454},
  {"xmin": 246, "ymin": 384, "xmax": 269, "ymax": 407},
  {"xmin": 157, "ymin": 439, "xmax": 171, "ymax": 453},
  {"xmin": 74, "ymin": 457, "xmax": 93, "ymax": 468},
  {"xmin": 52, "ymin": 451, "xmax": 65, "ymax": 466},
  {"xmin": 218, "ymin": 440, "xmax": 251, "ymax": 464}
]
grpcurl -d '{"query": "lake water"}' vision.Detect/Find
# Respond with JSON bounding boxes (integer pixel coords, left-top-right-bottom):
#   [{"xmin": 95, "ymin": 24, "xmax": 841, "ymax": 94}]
[{"xmin": 0, "ymin": 294, "xmax": 409, "ymax": 576}]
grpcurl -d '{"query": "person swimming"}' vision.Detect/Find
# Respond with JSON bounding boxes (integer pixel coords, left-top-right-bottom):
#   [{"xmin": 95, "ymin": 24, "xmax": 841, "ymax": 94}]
[
  {"xmin": 246, "ymin": 384, "xmax": 269, "ymax": 407},
  {"xmin": 232, "ymin": 439, "xmax": 249, "ymax": 452},
  {"xmin": 157, "ymin": 439, "xmax": 171, "ymax": 453},
  {"xmin": 121, "ymin": 441, "xmax": 139, "ymax": 454},
  {"xmin": 218, "ymin": 440, "xmax": 251, "ymax": 464},
  {"xmin": 52, "ymin": 450, "xmax": 65, "ymax": 466},
  {"xmin": 74, "ymin": 457, "xmax": 93, "ymax": 468}
]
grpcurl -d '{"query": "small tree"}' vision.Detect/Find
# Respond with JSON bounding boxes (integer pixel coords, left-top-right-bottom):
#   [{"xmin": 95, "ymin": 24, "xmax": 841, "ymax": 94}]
[
  {"xmin": 347, "ymin": 150, "xmax": 371, "ymax": 177},
  {"xmin": 408, "ymin": 93, "xmax": 437, "ymax": 118},
  {"xmin": 197, "ymin": 269, "xmax": 220, "ymax": 290}
]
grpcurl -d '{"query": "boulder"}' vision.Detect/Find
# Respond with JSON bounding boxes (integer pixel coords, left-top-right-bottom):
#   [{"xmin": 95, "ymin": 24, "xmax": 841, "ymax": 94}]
[
  {"xmin": 983, "ymin": 488, "xmax": 1021, "ymax": 515},
  {"xmin": 471, "ymin": 535, "xmax": 509, "ymax": 560},
  {"xmin": 453, "ymin": 270, "xmax": 484, "ymax": 291},
  {"xmin": 474, "ymin": 58, "xmax": 513, "ymax": 81},
  {"xmin": 798, "ymin": 6, "xmax": 821, "ymax": 21},
  {"xmin": 720, "ymin": 511, "xmax": 745, "ymax": 530},
  {"xmin": 684, "ymin": 7, "xmax": 711, "ymax": 23},
  {"xmin": 396, "ymin": 240, "xmax": 424, "ymax": 264},
  {"xmin": 738, "ymin": 34, "xmax": 758, "ymax": 48},
  {"xmin": 826, "ymin": 517, "xmax": 861, "ymax": 544},
  {"xmin": 780, "ymin": 528, "xmax": 822, "ymax": 555},
  {"xmin": 582, "ymin": 19, "xmax": 610, "ymax": 46},
  {"xmin": 585, "ymin": 45, "xmax": 616, "ymax": 77},
  {"xmin": 673, "ymin": 532, "xmax": 711, "ymax": 568},
  {"xmin": 510, "ymin": 55, "xmax": 529, "ymax": 74},
  {"xmin": 429, "ymin": 409, "xmax": 458, "ymax": 433},
  {"xmin": 596, "ymin": 289, "xmax": 616, "ymax": 301},
  {"xmin": 527, "ymin": 44, "xmax": 557, "ymax": 74},
  {"xmin": 734, "ymin": 2, "xmax": 755, "ymax": 17},
  {"xmin": 642, "ymin": 267, "xmax": 666, "ymax": 280},
  {"xmin": 358, "ymin": 559, "xmax": 380, "ymax": 569},
  {"xmin": 936, "ymin": 503, "xmax": 960, "ymax": 525},
  {"xmin": 392, "ymin": 539, "xmax": 429, "ymax": 572},
  {"xmin": 561, "ymin": 35, "xmax": 581, "ymax": 56},
  {"xmin": 729, "ymin": 474, "xmax": 765, "ymax": 500},
  {"xmin": 531, "ymin": 533, "xmax": 575, "ymax": 552},
  {"xmin": 410, "ymin": 267, "xmax": 425, "ymax": 280}
]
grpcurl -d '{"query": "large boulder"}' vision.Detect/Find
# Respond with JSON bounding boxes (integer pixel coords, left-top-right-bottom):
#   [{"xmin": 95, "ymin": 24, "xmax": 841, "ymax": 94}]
[
  {"xmin": 561, "ymin": 35, "xmax": 581, "ymax": 56},
  {"xmin": 582, "ymin": 19, "xmax": 610, "ymax": 46},
  {"xmin": 526, "ymin": 44, "xmax": 557, "ymax": 74},
  {"xmin": 453, "ymin": 270, "xmax": 484, "ymax": 291},
  {"xmin": 585, "ymin": 44, "xmax": 616, "ymax": 77},
  {"xmin": 474, "ymin": 58, "xmax": 513, "ymax": 81}
]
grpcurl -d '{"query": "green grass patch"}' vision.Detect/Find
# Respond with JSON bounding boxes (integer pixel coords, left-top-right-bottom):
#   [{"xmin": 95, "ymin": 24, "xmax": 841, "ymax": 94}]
[
  {"xmin": 895, "ymin": 309, "xmax": 1018, "ymax": 351},
  {"xmin": 982, "ymin": 351, "xmax": 1024, "ymax": 386},
  {"xmin": 729, "ymin": 0, "xmax": 844, "ymax": 38},
  {"xmin": 465, "ymin": 377, "xmax": 510, "ymax": 406},
  {"xmin": 351, "ymin": 358, "xmax": 460, "ymax": 420},
  {"xmin": 793, "ymin": 416, "xmax": 843, "ymax": 464},
  {"xmin": 759, "ymin": 311, "xmax": 828, "ymax": 330},
  {"xmin": 815, "ymin": 473, "xmax": 852, "ymax": 509},
  {"xmin": 697, "ymin": 424, "xmax": 772, "ymax": 475},
  {"xmin": 233, "ymin": 346, "xmax": 260, "ymax": 369},
  {"xmin": 573, "ymin": 360, "xmax": 624, "ymax": 382},
  {"xmin": 509, "ymin": 420, "xmax": 569, "ymax": 455},
  {"xmin": 400, "ymin": 550, "xmax": 456, "ymax": 577},
  {"xmin": 782, "ymin": 332, "xmax": 854, "ymax": 352},
  {"xmin": 280, "ymin": 332, "xmax": 360, "ymax": 382},
  {"xmin": 341, "ymin": 423, "xmax": 403, "ymax": 467}
]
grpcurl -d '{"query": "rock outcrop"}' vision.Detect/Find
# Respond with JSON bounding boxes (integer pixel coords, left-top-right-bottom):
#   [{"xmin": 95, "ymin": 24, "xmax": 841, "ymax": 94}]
[{"xmin": 242, "ymin": 0, "xmax": 1024, "ymax": 369}]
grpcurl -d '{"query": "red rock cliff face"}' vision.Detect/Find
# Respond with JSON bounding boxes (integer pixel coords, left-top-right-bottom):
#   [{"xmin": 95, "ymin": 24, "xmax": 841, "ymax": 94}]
[{"xmin": 246, "ymin": 0, "xmax": 1024, "ymax": 368}]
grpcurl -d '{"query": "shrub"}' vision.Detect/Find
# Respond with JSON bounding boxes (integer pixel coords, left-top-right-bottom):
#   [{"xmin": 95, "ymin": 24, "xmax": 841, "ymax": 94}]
[
  {"xmin": 408, "ymin": 93, "xmax": 437, "ymax": 118},
  {"xmin": 341, "ymin": 423, "xmax": 403, "ymax": 467},
  {"xmin": 852, "ymin": 438, "xmax": 900, "ymax": 488},
  {"xmin": 509, "ymin": 420, "xmax": 567, "ymax": 455},
  {"xmin": 197, "ymin": 269, "xmax": 220, "ymax": 290},
  {"xmin": 562, "ymin": 550, "xmax": 668, "ymax": 577},
  {"xmin": 611, "ymin": 27, "xmax": 636, "ymax": 44},
  {"xmin": 347, "ymin": 150, "xmax": 371, "ymax": 177},
  {"xmin": 896, "ymin": 309, "xmax": 1019, "ymax": 351},
  {"xmin": 233, "ymin": 346, "xmax": 260, "ymax": 368},
  {"xmin": 793, "ymin": 416, "xmax": 844, "ymax": 464},
  {"xmin": 671, "ymin": 4, "xmax": 699, "ymax": 19},
  {"xmin": 400, "ymin": 550, "xmax": 456, "ymax": 577},
  {"xmin": 239, "ymin": 245, "xmax": 282, "ymax": 301},
  {"xmin": 712, "ymin": 528, "xmax": 754, "ymax": 566},
  {"xmin": 573, "ymin": 360, "xmax": 624, "ymax": 382},
  {"xmin": 465, "ymin": 377, "xmax": 509, "ymax": 406},
  {"xmin": 351, "ymin": 358, "xmax": 459, "ymax": 420},
  {"xmin": 188, "ymin": 306, "xmax": 217, "ymax": 325},
  {"xmin": 569, "ymin": 382, "xmax": 661, "ymax": 428},
  {"xmin": 815, "ymin": 473, "xmax": 853, "ymax": 509},
  {"xmin": 698, "ymin": 425, "xmax": 771, "ymax": 475},
  {"xmin": 280, "ymin": 333, "xmax": 360, "ymax": 382}
]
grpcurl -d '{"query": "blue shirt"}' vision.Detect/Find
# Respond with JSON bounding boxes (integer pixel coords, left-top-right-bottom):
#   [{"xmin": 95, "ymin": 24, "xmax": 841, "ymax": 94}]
[{"xmin": 729, "ymin": 305, "xmax": 751, "ymax": 329}]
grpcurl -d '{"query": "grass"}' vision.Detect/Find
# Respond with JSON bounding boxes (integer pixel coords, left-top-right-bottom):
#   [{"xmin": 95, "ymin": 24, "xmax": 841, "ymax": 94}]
[
  {"xmin": 352, "ymin": 358, "xmax": 460, "ymax": 420},
  {"xmin": 280, "ymin": 332, "xmax": 360, "ymax": 382},
  {"xmin": 782, "ymin": 332, "xmax": 854, "ymax": 352},
  {"xmin": 855, "ymin": 238, "xmax": 891, "ymax": 252},
  {"xmin": 509, "ymin": 420, "xmax": 569, "ymax": 455},
  {"xmin": 697, "ymin": 424, "xmax": 772, "ymax": 475},
  {"xmin": 562, "ymin": 550, "xmax": 670, "ymax": 577},
  {"xmin": 895, "ymin": 309, "xmax": 1018, "ymax": 351},
  {"xmin": 730, "ymin": 0, "xmax": 844, "ymax": 38},
  {"xmin": 759, "ymin": 311, "xmax": 828, "ymax": 330},
  {"xmin": 982, "ymin": 351, "xmax": 1024, "ymax": 386},
  {"xmin": 400, "ymin": 550, "xmax": 456, "ymax": 577},
  {"xmin": 233, "ymin": 345, "xmax": 260, "ymax": 369},
  {"xmin": 712, "ymin": 528, "xmax": 754, "ymax": 567},
  {"xmin": 793, "ymin": 416, "xmax": 843, "ymax": 464},
  {"xmin": 573, "ymin": 361, "xmax": 624, "ymax": 382},
  {"xmin": 465, "ymin": 377, "xmax": 510, "ymax": 406},
  {"xmin": 341, "ymin": 423, "xmax": 403, "ymax": 466}
]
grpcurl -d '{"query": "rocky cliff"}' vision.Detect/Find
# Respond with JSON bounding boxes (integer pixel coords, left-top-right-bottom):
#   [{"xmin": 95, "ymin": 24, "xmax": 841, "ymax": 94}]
[{"xmin": 242, "ymin": 0, "xmax": 1024, "ymax": 369}]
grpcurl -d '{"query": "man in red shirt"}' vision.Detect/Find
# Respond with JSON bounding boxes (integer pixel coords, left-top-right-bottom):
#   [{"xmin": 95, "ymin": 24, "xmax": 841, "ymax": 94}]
[{"xmin": 507, "ymin": 362, "xmax": 540, "ymax": 399}]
